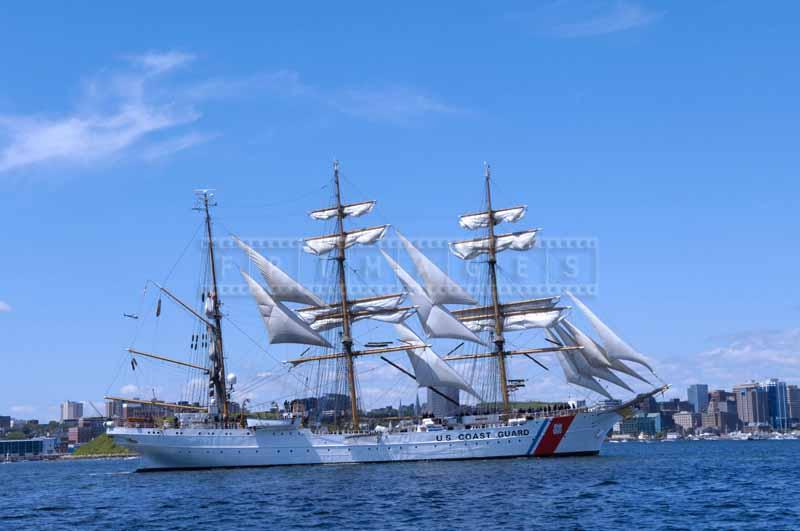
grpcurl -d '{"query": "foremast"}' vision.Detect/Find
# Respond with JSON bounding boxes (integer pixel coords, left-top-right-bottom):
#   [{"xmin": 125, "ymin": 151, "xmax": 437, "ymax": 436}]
[{"xmin": 194, "ymin": 190, "xmax": 229, "ymax": 424}]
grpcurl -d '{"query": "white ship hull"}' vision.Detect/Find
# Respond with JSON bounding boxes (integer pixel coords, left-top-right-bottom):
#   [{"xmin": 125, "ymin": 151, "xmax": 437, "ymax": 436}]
[{"xmin": 108, "ymin": 410, "xmax": 621, "ymax": 471}]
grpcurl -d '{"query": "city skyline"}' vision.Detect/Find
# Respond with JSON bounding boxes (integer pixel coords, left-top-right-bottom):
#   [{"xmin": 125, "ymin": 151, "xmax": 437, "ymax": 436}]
[{"xmin": 2, "ymin": 2, "xmax": 800, "ymax": 419}]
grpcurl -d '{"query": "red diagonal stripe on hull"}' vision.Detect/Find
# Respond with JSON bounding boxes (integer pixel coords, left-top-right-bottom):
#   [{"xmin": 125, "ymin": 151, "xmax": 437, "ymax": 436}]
[{"xmin": 533, "ymin": 415, "xmax": 575, "ymax": 456}]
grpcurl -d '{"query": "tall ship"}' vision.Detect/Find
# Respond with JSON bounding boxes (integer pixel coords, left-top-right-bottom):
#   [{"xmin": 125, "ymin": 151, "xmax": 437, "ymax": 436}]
[{"xmin": 107, "ymin": 163, "xmax": 666, "ymax": 471}]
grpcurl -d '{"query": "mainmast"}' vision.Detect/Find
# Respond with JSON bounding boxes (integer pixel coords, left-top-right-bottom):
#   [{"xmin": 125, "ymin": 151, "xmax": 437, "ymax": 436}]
[
  {"xmin": 332, "ymin": 162, "xmax": 360, "ymax": 428},
  {"xmin": 484, "ymin": 165, "xmax": 510, "ymax": 415},
  {"xmin": 195, "ymin": 190, "xmax": 229, "ymax": 423}
]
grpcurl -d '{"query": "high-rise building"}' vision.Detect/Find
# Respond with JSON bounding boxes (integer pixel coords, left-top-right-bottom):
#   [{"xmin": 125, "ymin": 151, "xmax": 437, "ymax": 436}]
[
  {"xmin": 764, "ymin": 379, "xmax": 790, "ymax": 431},
  {"xmin": 701, "ymin": 410, "xmax": 738, "ymax": 434},
  {"xmin": 733, "ymin": 383, "xmax": 769, "ymax": 427},
  {"xmin": 0, "ymin": 416, "xmax": 10, "ymax": 430},
  {"xmin": 708, "ymin": 390, "xmax": 739, "ymax": 428},
  {"xmin": 788, "ymin": 385, "xmax": 800, "ymax": 424},
  {"xmin": 673, "ymin": 411, "xmax": 700, "ymax": 433},
  {"xmin": 687, "ymin": 384, "xmax": 709, "ymax": 413},
  {"xmin": 60, "ymin": 401, "xmax": 83, "ymax": 422}
]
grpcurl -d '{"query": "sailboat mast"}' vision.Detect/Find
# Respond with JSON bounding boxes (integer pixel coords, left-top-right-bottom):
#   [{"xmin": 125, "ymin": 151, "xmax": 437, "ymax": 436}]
[
  {"xmin": 200, "ymin": 191, "xmax": 229, "ymax": 423},
  {"xmin": 484, "ymin": 165, "xmax": 510, "ymax": 415},
  {"xmin": 333, "ymin": 162, "xmax": 360, "ymax": 428}
]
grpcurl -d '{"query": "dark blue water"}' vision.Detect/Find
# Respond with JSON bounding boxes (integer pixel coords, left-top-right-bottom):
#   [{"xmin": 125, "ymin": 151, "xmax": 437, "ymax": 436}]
[{"xmin": 1, "ymin": 441, "xmax": 798, "ymax": 530}]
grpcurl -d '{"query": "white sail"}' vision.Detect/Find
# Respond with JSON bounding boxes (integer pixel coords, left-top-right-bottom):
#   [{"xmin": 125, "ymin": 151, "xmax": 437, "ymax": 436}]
[
  {"xmin": 235, "ymin": 237, "xmax": 322, "ymax": 306},
  {"xmin": 309, "ymin": 200, "xmax": 376, "ymax": 220},
  {"xmin": 565, "ymin": 292, "xmax": 654, "ymax": 372},
  {"xmin": 240, "ymin": 271, "xmax": 332, "ymax": 348},
  {"xmin": 458, "ymin": 206, "xmax": 527, "ymax": 230},
  {"xmin": 381, "ymin": 250, "xmax": 483, "ymax": 344},
  {"xmin": 545, "ymin": 329, "xmax": 613, "ymax": 400},
  {"xmin": 303, "ymin": 225, "xmax": 389, "ymax": 256},
  {"xmin": 591, "ymin": 338, "xmax": 651, "ymax": 384},
  {"xmin": 552, "ymin": 323, "xmax": 632, "ymax": 393},
  {"xmin": 450, "ymin": 230, "xmax": 538, "ymax": 260},
  {"xmin": 463, "ymin": 309, "xmax": 561, "ymax": 333},
  {"xmin": 397, "ymin": 232, "xmax": 476, "ymax": 305},
  {"xmin": 395, "ymin": 325, "xmax": 482, "ymax": 400},
  {"xmin": 561, "ymin": 320, "xmax": 612, "ymax": 368}
]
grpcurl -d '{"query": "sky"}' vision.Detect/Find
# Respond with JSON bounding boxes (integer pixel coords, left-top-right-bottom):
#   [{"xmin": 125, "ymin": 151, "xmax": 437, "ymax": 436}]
[{"xmin": 1, "ymin": 1, "xmax": 799, "ymax": 421}]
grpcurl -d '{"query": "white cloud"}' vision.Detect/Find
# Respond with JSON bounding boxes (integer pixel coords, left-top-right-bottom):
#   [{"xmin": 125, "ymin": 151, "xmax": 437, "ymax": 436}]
[
  {"xmin": 330, "ymin": 87, "xmax": 460, "ymax": 124},
  {"xmin": 0, "ymin": 301, "xmax": 10, "ymax": 312},
  {"xmin": 651, "ymin": 328, "xmax": 800, "ymax": 400},
  {"xmin": 518, "ymin": 1, "xmax": 663, "ymax": 39},
  {"xmin": 129, "ymin": 51, "xmax": 195, "ymax": 75},
  {"xmin": 0, "ymin": 53, "xmax": 461, "ymax": 175},
  {"xmin": 0, "ymin": 51, "xmax": 202, "ymax": 174},
  {"xmin": 188, "ymin": 69, "xmax": 460, "ymax": 125},
  {"xmin": 142, "ymin": 131, "xmax": 219, "ymax": 161},
  {"xmin": 120, "ymin": 384, "xmax": 140, "ymax": 396},
  {"xmin": 10, "ymin": 405, "xmax": 35, "ymax": 415}
]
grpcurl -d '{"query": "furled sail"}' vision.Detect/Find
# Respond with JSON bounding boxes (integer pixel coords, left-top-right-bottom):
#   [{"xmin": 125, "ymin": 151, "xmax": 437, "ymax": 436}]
[
  {"xmin": 395, "ymin": 325, "xmax": 482, "ymax": 400},
  {"xmin": 565, "ymin": 291, "xmax": 654, "ymax": 372},
  {"xmin": 462, "ymin": 309, "xmax": 562, "ymax": 332},
  {"xmin": 397, "ymin": 233, "xmax": 476, "ymax": 305},
  {"xmin": 381, "ymin": 250, "xmax": 483, "ymax": 344},
  {"xmin": 296, "ymin": 294, "xmax": 405, "ymax": 323},
  {"xmin": 451, "ymin": 297, "xmax": 559, "ymax": 321},
  {"xmin": 552, "ymin": 323, "xmax": 633, "ymax": 392},
  {"xmin": 235, "ymin": 237, "xmax": 322, "ymax": 306},
  {"xmin": 303, "ymin": 225, "xmax": 389, "ymax": 256},
  {"xmin": 240, "ymin": 271, "xmax": 332, "ymax": 348},
  {"xmin": 307, "ymin": 308, "xmax": 413, "ymax": 332},
  {"xmin": 458, "ymin": 206, "xmax": 527, "ymax": 230},
  {"xmin": 450, "ymin": 229, "xmax": 538, "ymax": 260},
  {"xmin": 309, "ymin": 200, "xmax": 376, "ymax": 220}
]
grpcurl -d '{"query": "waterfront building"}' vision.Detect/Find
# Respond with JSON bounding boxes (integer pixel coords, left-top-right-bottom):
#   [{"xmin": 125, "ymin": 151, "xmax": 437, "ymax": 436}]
[
  {"xmin": 71, "ymin": 417, "xmax": 106, "ymax": 443},
  {"xmin": 733, "ymin": 383, "xmax": 769, "ymax": 427},
  {"xmin": 687, "ymin": 384, "xmax": 709, "ymax": 413},
  {"xmin": 788, "ymin": 385, "xmax": 800, "ymax": 425},
  {"xmin": 646, "ymin": 412, "xmax": 672, "ymax": 433},
  {"xmin": 701, "ymin": 410, "xmax": 738, "ymax": 434},
  {"xmin": 0, "ymin": 437, "xmax": 57, "ymax": 458},
  {"xmin": 709, "ymin": 390, "xmax": 737, "ymax": 414},
  {"xmin": 615, "ymin": 413, "xmax": 657, "ymax": 437},
  {"xmin": 673, "ymin": 411, "xmax": 701, "ymax": 433},
  {"xmin": 60, "ymin": 401, "xmax": 83, "ymax": 422},
  {"xmin": 764, "ymin": 379, "xmax": 790, "ymax": 431},
  {"xmin": 0, "ymin": 416, "xmax": 10, "ymax": 431}
]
